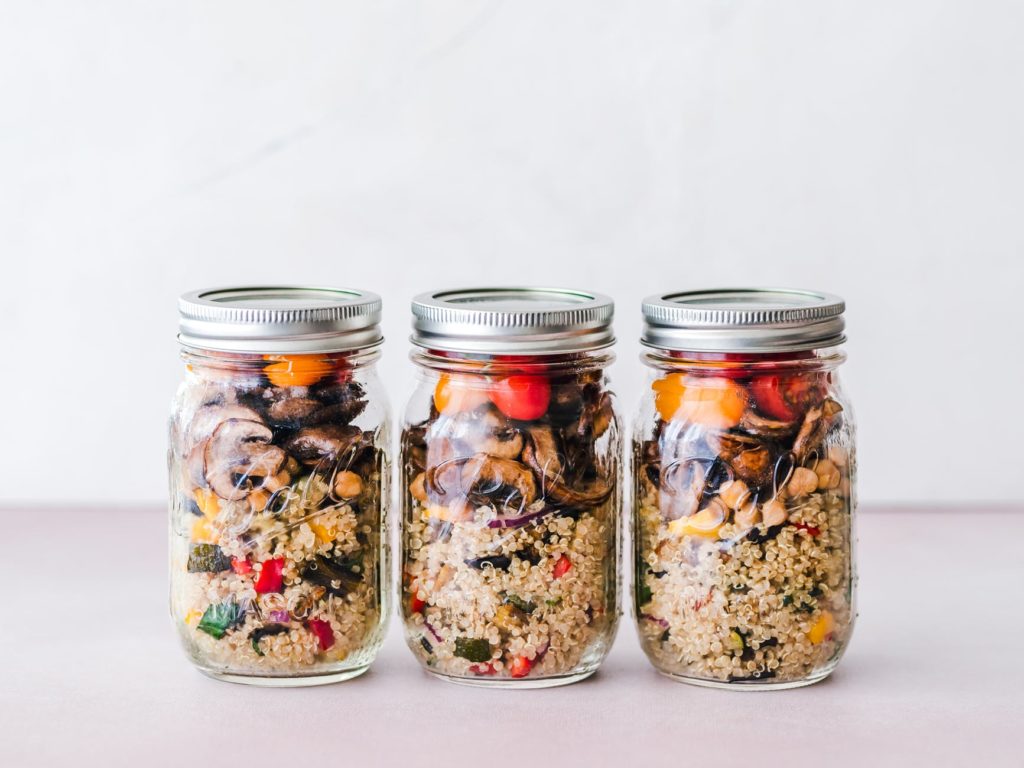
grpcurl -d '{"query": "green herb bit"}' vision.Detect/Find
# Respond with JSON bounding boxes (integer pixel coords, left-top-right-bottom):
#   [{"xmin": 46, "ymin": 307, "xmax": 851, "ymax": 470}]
[
  {"xmin": 453, "ymin": 637, "xmax": 492, "ymax": 663},
  {"xmin": 197, "ymin": 601, "xmax": 243, "ymax": 639},
  {"xmin": 637, "ymin": 582, "xmax": 653, "ymax": 606},
  {"xmin": 187, "ymin": 543, "xmax": 231, "ymax": 573},
  {"xmin": 545, "ymin": 597, "xmax": 563, "ymax": 607}
]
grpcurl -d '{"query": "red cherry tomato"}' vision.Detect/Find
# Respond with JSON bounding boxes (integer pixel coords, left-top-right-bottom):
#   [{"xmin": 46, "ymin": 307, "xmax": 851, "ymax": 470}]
[
  {"xmin": 307, "ymin": 618, "xmax": 335, "ymax": 651},
  {"xmin": 750, "ymin": 373, "xmax": 823, "ymax": 421},
  {"xmin": 254, "ymin": 558, "xmax": 285, "ymax": 594},
  {"xmin": 509, "ymin": 655, "xmax": 533, "ymax": 678},
  {"xmin": 489, "ymin": 375, "xmax": 551, "ymax": 420}
]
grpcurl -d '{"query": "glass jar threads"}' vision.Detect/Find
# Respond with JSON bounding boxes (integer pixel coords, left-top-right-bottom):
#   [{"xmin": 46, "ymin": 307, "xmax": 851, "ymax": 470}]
[
  {"xmin": 169, "ymin": 287, "xmax": 390, "ymax": 685},
  {"xmin": 400, "ymin": 288, "xmax": 622, "ymax": 687},
  {"xmin": 633, "ymin": 289, "xmax": 856, "ymax": 689}
]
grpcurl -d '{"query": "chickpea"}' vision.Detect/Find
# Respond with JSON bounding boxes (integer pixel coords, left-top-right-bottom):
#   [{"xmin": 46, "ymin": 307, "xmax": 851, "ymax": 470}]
[
  {"xmin": 761, "ymin": 498, "xmax": 789, "ymax": 527},
  {"xmin": 719, "ymin": 479, "xmax": 751, "ymax": 510},
  {"xmin": 333, "ymin": 470, "xmax": 363, "ymax": 499},
  {"xmin": 815, "ymin": 459, "xmax": 841, "ymax": 490},
  {"xmin": 786, "ymin": 467, "xmax": 819, "ymax": 498},
  {"xmin": 410, "ymin": 471, "xmax": 428, "ymax": 503},
  {"xmin": 734, "ymin": 500, "xmax": 761, "ymax": 528}
]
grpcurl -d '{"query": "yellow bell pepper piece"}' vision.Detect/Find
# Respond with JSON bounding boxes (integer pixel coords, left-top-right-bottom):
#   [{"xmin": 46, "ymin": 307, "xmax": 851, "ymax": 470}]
[
  {"xmin": 808, "ymin": 611, "xmax": 835, "ymax": 644},
  {"xmin": 183, "ymin": 610, "xmax": 202, "ymax": 627},
  {"xmin": 309, "ymin": 520, "xmax": 335, "ymax": 543},
  {"xmin": 191, "ymin": 516, "xmax": 217, "ymax": 544},
  {"xmin": 193, "ymin": 488, "xmax": 220, "ymax": 518},
  {"xmin": 667, "ymin": 507, "xmax": 724, "ymax": 539}
]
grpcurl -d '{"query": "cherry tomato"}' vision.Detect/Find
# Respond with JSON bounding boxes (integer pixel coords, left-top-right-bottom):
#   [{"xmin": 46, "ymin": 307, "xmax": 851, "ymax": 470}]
[
  {"xmin": 433, "ymin": 374, "xmax": 490, "ymax": 415},
  {"xmin": 652, "ymin": 374, "xmax": 747, "ymax": 427},
  {"xmin": 307, "ymin": 618, "xmax": 335, "ymax": 651},
  {"xmin": 749, "ymin": 373, "xmax": 823, "ymax": 421},
  {"xmin": 254, "ymin": 558, "xmax": 285, "ymax": 594},
  {"xmin": 552, "ymin": 554, "xmax": 572, "ymax": 580},
  {"xmin": 263, "ymin": 355, "xmax": 333, "ymax": 387},
  {"xmin": 509, "ymin": 655, "xmax": 533, "ymax": 678},
  {"xmin": 489, "ymin": 375, "xmax": 551, "ymax": 420}
]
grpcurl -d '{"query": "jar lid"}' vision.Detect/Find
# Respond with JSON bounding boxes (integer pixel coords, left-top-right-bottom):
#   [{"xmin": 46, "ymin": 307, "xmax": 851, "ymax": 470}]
[
  {"xmin": 178, "ymin": 286, "xmax": 383, "ymax": 354},
  {"xmin": 641, "ymin": 288, "xmax": 845, "ymax": 353},
  {"xmin": 411, "ymin": 287, "xmax": 615, "ymax": 354}
]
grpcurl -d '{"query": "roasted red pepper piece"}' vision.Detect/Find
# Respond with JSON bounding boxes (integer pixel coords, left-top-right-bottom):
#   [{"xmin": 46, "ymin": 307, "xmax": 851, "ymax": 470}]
[
  {"xmin": 230, "ymin": 557, "xmax": 252, "ymax": 575},
  {"xmin": 254, "ymin": 558, "xmax": 285, "ymax": 594},
  {"xmin": 509, "ymin": 655, "xmax": 533, "ymax": 678},
  {"xmin": 307, "ymin": 618, "xmax": 335, "ymax": 651},
  {"xmin": 793, "ymin": 522, "xmax": 822, "ymax": 537},
  {"xmin": 552, "ymin": 555, "xmax": 572, "ymax": 580}
]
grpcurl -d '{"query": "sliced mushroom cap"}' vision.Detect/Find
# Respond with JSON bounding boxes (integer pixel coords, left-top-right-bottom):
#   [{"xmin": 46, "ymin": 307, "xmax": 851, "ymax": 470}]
[
  {"xmin": 429, "ymin": 406, "xmax": 523, "ymax": 460},
  {"xmin": 284, "ymin": 424, "xmax": 364, "ymax": 467},
  {"xmin": 522, "ymin": 426, "xmax": 612, "ymax": 507},
  {"xmin": 189, "ymin": 404, "xmax": 264, "ymax": 446},
  {"xmin": 569, "ymin": 391, "xmax": 615, "ymax": 441},
  {"xmin": 793, "ymin": 398, "xmax": 843, "ymax": 460},
  {"xmin": 204, "ymin": 419, "xmax": 287, "ymax": 500},
  {"xmin": 459, "ymin": 454, "xmax": 537, "ymax": 511},
  {"xmin": 266, "ymin": 397, "xmax": 322, "ymax": 428},
  {"xmin": 424, "ymin": 437, "xmax": 464, "ymax": 505},
  {"xmin": 739, "ymin": 409, "xmax": 799, "ymax": 439}
]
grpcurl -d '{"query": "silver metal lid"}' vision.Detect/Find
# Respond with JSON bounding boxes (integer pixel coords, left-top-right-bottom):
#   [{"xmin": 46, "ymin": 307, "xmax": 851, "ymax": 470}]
[
  {"xmin": 178, "ymin": 286, "xmax": 383, "ymax": 353},
  {"xmin": 411, "ymin": 287, "xmax": 615, "ymax": 354},
  {"xmin": 641, "ymin": 288, "xmax": 846, "ymax": 352}
]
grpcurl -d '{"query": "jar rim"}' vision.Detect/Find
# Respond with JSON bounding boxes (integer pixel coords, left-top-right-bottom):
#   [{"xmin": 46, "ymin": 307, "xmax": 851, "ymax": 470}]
[
  {"xmin": 641, "ymin": 288, "xmax": 845, "ymax": 353},
  {"xmin": 178, "ymin": 285, "xmax": 383, "ymax": 354},
  {"xmin": 411, "ymin": 286, "xmax": 615, "ymax": 354}
]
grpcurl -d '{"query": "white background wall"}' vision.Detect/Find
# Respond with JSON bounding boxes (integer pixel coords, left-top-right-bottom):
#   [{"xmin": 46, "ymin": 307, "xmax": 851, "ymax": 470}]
[{"xmin": 2, "ymin": 1, "xmax": 1021, "ymax": 505}]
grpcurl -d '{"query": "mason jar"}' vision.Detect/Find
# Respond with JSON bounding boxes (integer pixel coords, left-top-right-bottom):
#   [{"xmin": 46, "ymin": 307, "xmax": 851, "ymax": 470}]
[
  {"xmin": 633, "ymin": 289, "xmax": 856, "ymax": 689},
  {"xmin": 400, "ymin": 288, "xmax": 621, "ymax": 687},
  {"xmin": 169, "ymin": 287, "xmax": 390, "ymax": 685}
]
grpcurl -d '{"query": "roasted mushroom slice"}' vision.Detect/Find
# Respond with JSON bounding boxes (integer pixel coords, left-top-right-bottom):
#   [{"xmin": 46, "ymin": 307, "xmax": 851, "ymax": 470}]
[
  {"xmin": 569, "ymin": 391, "xmax": 615, "ymax": 441},
  {"xmin": 739, "ymin": 409, "xmax": 799, "ymax": 439},
  {"xmin": 430, "ymin": 406, "xmax": 523, "ymax": 460},
  {"xmin": 707, "ymin": 431, "xmax": 776, "ymax": 489},
  {"xmin": 265, "ymin": 397, "xmax": 322, "ymax": 428},
  {"xmin": 793, "ymin": 398, "xmax": 843, "ymax": 460},
  {"xmin": 522, "ymin": 426, "xmax": 612, "ymax": 506},
  {"xmin": 284, "ymin": 424, "xmax": 365, "ymax": 468},
  {"xmin": 189, "ymin": 404, "xmax": 264, "ymax": 445},
  {"xmin": 309, "ymin": 380, "xmax": 368, "ymax": 425},
  {"xmin": 459, "ymin": 454, "xmax": 537, "ymax": 511},
  {"xmin": 204, "ymin": 419, "xmax": 287, "ymax": 500}
]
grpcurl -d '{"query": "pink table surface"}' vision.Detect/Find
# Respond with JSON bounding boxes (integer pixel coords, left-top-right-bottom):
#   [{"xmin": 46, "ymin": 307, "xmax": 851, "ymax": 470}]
[{"xmin": 1, "ymin": 505, "xmax": 1021, "ymax": 767}]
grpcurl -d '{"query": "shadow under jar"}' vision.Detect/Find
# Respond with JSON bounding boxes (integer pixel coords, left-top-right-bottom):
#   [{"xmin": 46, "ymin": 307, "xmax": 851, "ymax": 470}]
[
  {"xmin": 633, "ymin": 289, "xmax": 857, "ymax": 689},
  {"xmin": 169, "ymin": 287, "xmax": 390, "ymax": 686},
  {"xmin": 401, "ymin": 288, "xmax": 621, "ymax": 687}
]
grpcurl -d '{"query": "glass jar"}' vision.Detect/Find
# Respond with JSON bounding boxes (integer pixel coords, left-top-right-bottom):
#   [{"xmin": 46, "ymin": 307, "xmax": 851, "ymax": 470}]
[
  {"xmin": 169, "ymin": 287, "xmax": 390, "ymax": 685},
  {"xmin": 633, "ymin": 289, "xmax": 856, "ymax": 689},
  {"xmin": 400, "ymin": 288, "xmax": 621, "ymax": 687}
]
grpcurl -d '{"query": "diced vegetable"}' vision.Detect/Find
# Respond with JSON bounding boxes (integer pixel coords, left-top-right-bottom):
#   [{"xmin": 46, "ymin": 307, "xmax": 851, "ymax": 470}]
[
  {"xmin": 254, "ymin": 558, "xmax": 286, "ymax": 594},
  {"xmin": 652, "ymin": 374, "xmax": 746, "ymax": 427},
  {"xmin": 192, "ymin": 488, "xmax": 220, "ymax": 518},
  {"xmin": 302, "ymin": 553, "xmax": 362, "ymax": 597},
  {"xmin": 187, "ymin": 543, "xmax": 231, "ymax": 573},
  {"xmin": 552, "ymin": 555, "xmax": 572, "ymax": 579},
  {"xmin": 504, "ymin": 593, "xmax": 537, "ymax": 614},
  {"xmin": 250, "ymin": 624, "xmax": 289, "ymax": 656},
  {"xmin": 793, "ymin": 521, "xmax": 822, "ymax": 537},
  {"xmin": 453, "ymin": 637, "xmax": 492, "ymax": 663},
  {"xmin": 509, "ymin": 655, "xmax": 533, "ymax": 678},
  {"xmin": 808, "ymin": 611, "xmax": 835, "ymax": 644},
  {"xmin": 262, "ymin": 354, "xmax": 332, "ymax": 387},
  {"xmin": 489, "ymin": 375, "xmax": 551, "ymax": 420},
  {"xmin": 469, "ymin": 662, "xmax": 498, "ymax": 676},
  {"xmin": 409, "ymin": 592, "xmax": 426, "ymax": 614},
  {"xmin": 190, "ymin": 516, "xmax": 217, "ymax": 544},
  {"xmin": 667, "ymin": 505, "xmax": 725, "ymax": 539},
  {"xmin": 433, "ymin": 374, "xmax": 490, "ymax": 415},
  {"xmin": 230, "ymin": 557, "xmax": 252, "ymax": 575},
  {"xmin": 728, "ymin": 630, "xmax": 746, "ymax": 651},
  {"xmin": 493, "ymin": 604, "xmax": 516, "ymax": 631},
  {"xmin": 750, "ymin": 373, "xmax": 822, "ymax": 421},
  {"xmin": 307, "ymin": 618, "xmax": 335, "ymax": 651},
  {"xmin": 197, "ymin": 601, "xmax": 243, "ymax": 639}
]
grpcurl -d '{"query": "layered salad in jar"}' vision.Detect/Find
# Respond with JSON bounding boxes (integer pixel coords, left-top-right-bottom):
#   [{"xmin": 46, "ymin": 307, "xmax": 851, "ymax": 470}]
[
  {"xmin": 168, "ymin": 353, "xmax": 386, "ymax": 680},
  {"xmin": 635, "ymin": 357, "xmax": 854, "ymax": 686},
  {"xmin": 402, "ymin": 364, "xmax": 620, "ymax": 684}
]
